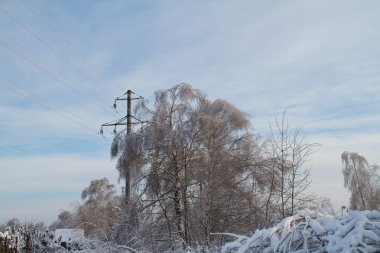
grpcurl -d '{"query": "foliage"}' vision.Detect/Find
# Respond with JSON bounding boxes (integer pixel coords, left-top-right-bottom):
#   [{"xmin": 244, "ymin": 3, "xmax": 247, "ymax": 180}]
[
  {"xmin": 49, "ymin": 177, "xmax": 120, "ymax": 242},
  {"xmin": 0, "ymin": 226, "xmax": 48, "ymax": 253},
  {"xmin": 77, "ymin": 177, "xmax": 120, "ymax": 240},
  {"xmin": 49, "ymin": 210, "xmax": 76, "ymax": 231},
  {"xmin": 109, "ymin": 84, "xmax": 317, "ymax": 250},
  {"xmin": 341, "ymin": 151, "xmax": 380, "ymax": 210},
  {"xmin": 43, "ymin": 84, "xmax": 323, "ymax": 251}
]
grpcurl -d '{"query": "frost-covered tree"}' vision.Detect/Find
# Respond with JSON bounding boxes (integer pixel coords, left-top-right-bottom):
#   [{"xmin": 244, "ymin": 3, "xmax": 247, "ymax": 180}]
[
  {"xmin": 341, "ymin": 151, "xmax": 380, "ymax": 210},
  {"xmin": 5, "ymin": 218, "xmax": 21, "ymax": 230},
  {"xmin": 111, "ymin": 84, "xmax": 207, "ymax": 249},
  {"xmin": 77, "ymin": 177, "xmax": 120, "ymax": 240},
  {"xmin": 49, "ymin": 178, "xmax": 120, "ymax": 240},
  {"xmin": 49, "ymin": 210, "xmax": 76, "ymax": 230},
  {"xmin": 0, "ymin": 218, "xmax": 22, "ymax": 231},
  {"xmin": 368, "ymin": 165, "xmax": 380, "ymax": 209},
  {"xmin": 265, "ymin": 109, "xmax": 317, "ymax": 219},
  {"xmin": 110, "ymin": 84, "xmax": 264, "ymax": 249},
  {"xmin": 193, "ymin": 99, "xmax": 263, "ymax": 243}
]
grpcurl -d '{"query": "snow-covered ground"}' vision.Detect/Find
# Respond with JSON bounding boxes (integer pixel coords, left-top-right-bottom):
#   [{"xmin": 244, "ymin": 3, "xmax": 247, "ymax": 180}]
[
  {"xmin": 220, "ymin": 209, "xmax": 380, "ymax": 253},
  {"xmin": 1, "ymin": 210, "xmax": 379, "ymax": 252}
]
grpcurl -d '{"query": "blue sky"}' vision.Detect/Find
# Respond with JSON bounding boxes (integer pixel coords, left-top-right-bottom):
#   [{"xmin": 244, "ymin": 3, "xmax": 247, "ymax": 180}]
[{"xmin": 0, "ymin": 0, "xmax": 379, "ymax": 224}]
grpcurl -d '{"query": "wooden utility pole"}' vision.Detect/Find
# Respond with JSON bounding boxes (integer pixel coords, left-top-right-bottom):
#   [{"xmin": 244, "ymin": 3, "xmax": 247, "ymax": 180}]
[
  {"xmin": 100, "ymin": 89, "xmax": 142, "ymax": 204},
  {"xmin": 125, "ymin": 90, "xmax": 132, "ymax": 203},
  {"xmin": 127, "ymin": 90, "xmax": 132, "ymax": 135}
]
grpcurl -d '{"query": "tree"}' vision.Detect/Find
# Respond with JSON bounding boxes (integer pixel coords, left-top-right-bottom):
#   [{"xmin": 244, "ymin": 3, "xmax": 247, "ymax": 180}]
[
  {"xmin": 77, "ymin": 177, "xmax": 120, "ymax": 240},
  {"xmin": 193, "ymin": 99, "xmax": 262, "ymax": 243},
  {"xmin": 265, "ymin": 108, "xmax": 317, "ymax": 219},
  {"xmin": 0, "ymin": 218, "xmax": 21, "ymax": 231},
  {"xmin": 111, "ymin": 84, "xmax": 207, "ymax": 249},
  {"xmin": 341, "ymin": 151, "xmax": 380, "ymax": 210},
  {"xmin": 6, "ymin": 218, "xmax": 21, "ymax": 230},
  {"xmin": 368, "ymin": 165, "xmax": 380, "ymax": 209},
  {"xmin": 49, "ymin": 178, "xmax": 120, "ymax": 241},
  {"xmin": 49, "ymin": 210, "xmax": 76, "ymax": 230},
  {"xmin": 110, "ymin": 84, "xmax": 264, "ymax": 249}
]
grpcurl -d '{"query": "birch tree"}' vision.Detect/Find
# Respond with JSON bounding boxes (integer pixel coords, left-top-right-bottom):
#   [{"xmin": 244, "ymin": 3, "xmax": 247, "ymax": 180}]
[
  {"xmin": 341, "ymin": 151, "xmax": 380, "ymax": 210},
  {"xmin": 194, "ymin": 99, "xmax": 262, "ymax": 243},
  {"xmin": 111, "ymin": 84, "xmax": 206, "ymax": 249},
  {"xmin": 110, "ymin": 84, "xmax": 264, "ymax": 249},
  {"xmin": 77, "ymin": 177, "xmax": 120, "ymax": 240}
]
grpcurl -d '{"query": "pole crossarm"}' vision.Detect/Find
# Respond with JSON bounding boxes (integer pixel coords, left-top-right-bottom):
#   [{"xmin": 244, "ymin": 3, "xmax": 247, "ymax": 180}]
[
  {"xmin": 101, "ymin": 122, "xmax": 141, "ymax": 127},
  {"xmin": 115, "ymin": 98, "xmax": 142, "ymax": 101},
  {"xmin": 100, "ymin": 90, "xmax": 144, "ymax": 134}
]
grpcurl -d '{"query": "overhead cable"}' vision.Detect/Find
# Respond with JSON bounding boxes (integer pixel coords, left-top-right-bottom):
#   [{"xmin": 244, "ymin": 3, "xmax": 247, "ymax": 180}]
[{"xmin": 0, "ymin": 5, "xmax": 120, "ymax": 108}]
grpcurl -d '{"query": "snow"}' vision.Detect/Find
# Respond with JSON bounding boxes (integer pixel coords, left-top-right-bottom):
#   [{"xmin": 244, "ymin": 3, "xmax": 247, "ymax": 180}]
[
  {"xmin": 0, "ymin": 231, "xmax": 6, "ymax": 237},
  {"xmin": 221, "ymin": 209, "xmax": 380, "ymax": 253},
  {"xmin": 2, "ymin": 210, "xmax": 379, "ymax": 252},
  {"xmin": 53, "ymin": 228, "xmax": 84, "ymax": 242}
]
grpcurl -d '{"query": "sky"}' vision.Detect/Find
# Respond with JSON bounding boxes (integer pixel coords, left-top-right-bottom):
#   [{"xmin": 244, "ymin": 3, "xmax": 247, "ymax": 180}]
[{"xmin": 0, "ymin": 0, "xmax": 379, "ymax": 225}]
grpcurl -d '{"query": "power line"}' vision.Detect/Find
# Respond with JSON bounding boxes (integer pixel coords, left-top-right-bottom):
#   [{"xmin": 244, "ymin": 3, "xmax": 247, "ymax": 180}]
[
  {"xmin": 0, "ymin": 5, "xmax": 120, "ymax": 107},
  {"xmin": 20, "ymin": 0, "xmax": 127, "ymax": 94},
  {"xmin": 0, "ymin": 32, "xmax": 116, "ymax": 114},
  {"xmin": 0, "ymin": 31, "xmax": 49, "ymax": 66},
  {"xmin": 21, "ymin": 0, "xmax": 84, "ymax": 58},
  {"xmin": 0, "ymin": 77, "xmax": 113, "ymax": 144},
  {"xmin": 0, "ymin": 77, "xmax": 96, "ymax": 132},
  {"xmin": 0, "ymin": 76, "xmax": 97, "ymax": 126},
  {"xmin": 0, "ymin": 39, "xmax": 116, "ymax": 115}
]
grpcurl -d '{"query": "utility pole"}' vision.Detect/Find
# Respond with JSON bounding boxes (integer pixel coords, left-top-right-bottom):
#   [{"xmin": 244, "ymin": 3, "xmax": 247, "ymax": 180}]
[
  {"xmin": 125, "ymin": 90, "xmax": 132, "ymax": 203},
  {"xmin": 100, "ymin": 89, "xmax": 143, "ymax": 204},
  {"xmin": 127, "ymin": 90, "xmax": 132, "ymax": 135}
]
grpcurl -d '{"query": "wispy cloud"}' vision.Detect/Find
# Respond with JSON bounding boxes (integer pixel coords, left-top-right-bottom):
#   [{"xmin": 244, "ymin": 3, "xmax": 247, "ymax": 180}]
[{"xmin": 0, "ymin": 0, "xmax": 379, "ymax": 222}]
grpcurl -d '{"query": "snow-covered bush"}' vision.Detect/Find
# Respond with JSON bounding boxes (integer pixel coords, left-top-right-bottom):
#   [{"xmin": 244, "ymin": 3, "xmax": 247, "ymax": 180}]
[
  {"xmin": 0, "ymin": 226, "xmax": 47, "ymax": 253},
  {"xmin": 221, "ymin": 209, "xmax": 380, "ymax": 253}
]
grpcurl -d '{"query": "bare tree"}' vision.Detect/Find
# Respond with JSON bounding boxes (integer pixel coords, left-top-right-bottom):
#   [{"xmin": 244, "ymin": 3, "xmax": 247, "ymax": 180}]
[{"xmin": 265, "ymin": 108, "xmax": 317, "ymax": 219}]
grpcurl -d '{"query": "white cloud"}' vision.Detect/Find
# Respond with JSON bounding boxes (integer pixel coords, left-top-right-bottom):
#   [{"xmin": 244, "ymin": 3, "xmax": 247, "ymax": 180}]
[{"xmin": 0, "ymin": 0, "xmax": 379, "ymax": 223}]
